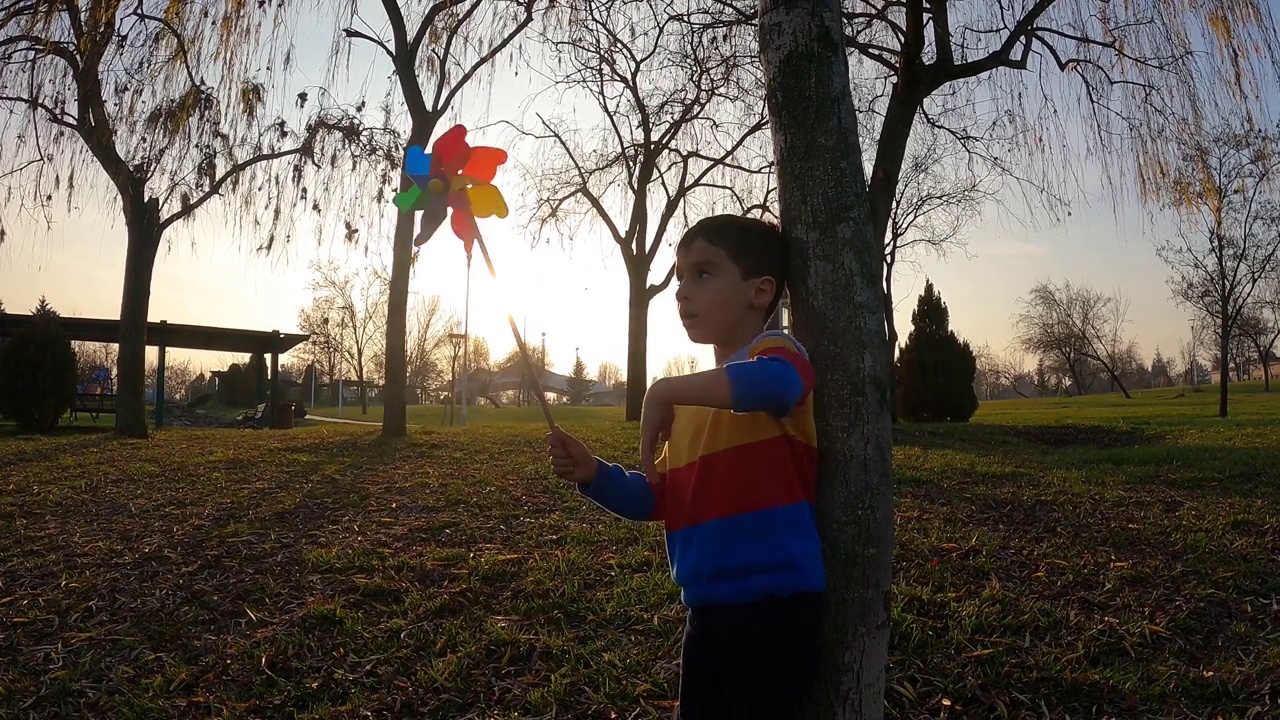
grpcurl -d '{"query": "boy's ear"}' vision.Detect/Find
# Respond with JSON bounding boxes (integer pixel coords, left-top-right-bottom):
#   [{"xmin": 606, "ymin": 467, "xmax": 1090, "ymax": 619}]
[{"xmin": 751, "ymin": 276, "xmax": 777, "ymax": 310}]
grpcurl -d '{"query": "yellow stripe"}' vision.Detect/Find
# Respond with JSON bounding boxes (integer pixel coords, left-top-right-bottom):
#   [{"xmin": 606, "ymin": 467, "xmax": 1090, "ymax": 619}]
[
  {"xmin": 664, "ymin": 399, "xmax": 817, "ymax": 471},
  {"xmin": 749, "ymin": 335, "xmax": 800, "ymax": 358}
]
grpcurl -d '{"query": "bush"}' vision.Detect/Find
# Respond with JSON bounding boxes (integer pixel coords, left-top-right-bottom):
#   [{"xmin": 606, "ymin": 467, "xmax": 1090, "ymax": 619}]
[
  {"xmin": 896, "ymin": 280, "xmax": 979, "ymax": 423},
  {"xmin": 0, "ymin": 315, "xmax": 78, "ymax": 432}
]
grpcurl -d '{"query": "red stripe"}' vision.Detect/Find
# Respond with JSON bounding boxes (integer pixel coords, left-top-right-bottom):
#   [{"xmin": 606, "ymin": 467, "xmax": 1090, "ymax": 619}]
[
  {"xmin": 662, "ymin": 433, "xmax": 817, "ymax": 532},
  {"xmin": 755, "ymin": 347, "xmax": 815, "ymax": 396}
]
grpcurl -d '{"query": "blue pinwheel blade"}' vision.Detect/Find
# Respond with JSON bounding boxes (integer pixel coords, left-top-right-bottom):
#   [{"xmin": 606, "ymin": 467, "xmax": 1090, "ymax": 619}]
[{"xmin": 404, "ymin": 145, "xmax": 433, "ymax": 184}]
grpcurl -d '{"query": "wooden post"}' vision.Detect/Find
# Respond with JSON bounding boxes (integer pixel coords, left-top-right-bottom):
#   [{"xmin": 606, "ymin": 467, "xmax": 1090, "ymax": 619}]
[
  {"xmin": 270, "ymin": 331, "xmax": 281, "ymax": 427},
  {"xmin": 155, "ymin": 320, "xmax": 167, "ymax": 428}
]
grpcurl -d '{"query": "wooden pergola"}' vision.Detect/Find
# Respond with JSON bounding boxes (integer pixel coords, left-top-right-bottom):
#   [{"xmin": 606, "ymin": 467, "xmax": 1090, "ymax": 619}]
[{"xmin": 0, "ymin": 314, "xmax": 308, "ymax": 427}]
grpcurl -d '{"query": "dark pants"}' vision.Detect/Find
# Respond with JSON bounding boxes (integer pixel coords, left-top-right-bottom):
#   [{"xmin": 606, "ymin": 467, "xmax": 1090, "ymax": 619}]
[{"xmin": 677, "ymin": 592, "xmax": 823, "ymax": 720}]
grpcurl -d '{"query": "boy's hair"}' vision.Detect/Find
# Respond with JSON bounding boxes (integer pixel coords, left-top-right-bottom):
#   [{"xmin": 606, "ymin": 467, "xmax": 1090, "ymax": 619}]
[{"xmin": 676, "ymin": 214, "xmax": 789, "ymax": 321}]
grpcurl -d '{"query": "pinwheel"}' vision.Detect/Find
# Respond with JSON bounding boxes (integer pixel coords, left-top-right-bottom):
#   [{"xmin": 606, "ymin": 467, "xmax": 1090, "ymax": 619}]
[
  {"xmin": 393, "ymin": 124, "xmax": 510, "ymax": 253},
  {"xmin": 393, "ymin": 124, "xmax": 555, "ymax": 429}
]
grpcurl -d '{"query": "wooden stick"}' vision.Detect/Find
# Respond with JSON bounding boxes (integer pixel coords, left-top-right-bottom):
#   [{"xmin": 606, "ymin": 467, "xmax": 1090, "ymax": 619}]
[{"xmin": 472, "ymin": 228, "xmax": 557, "ymax": 431}]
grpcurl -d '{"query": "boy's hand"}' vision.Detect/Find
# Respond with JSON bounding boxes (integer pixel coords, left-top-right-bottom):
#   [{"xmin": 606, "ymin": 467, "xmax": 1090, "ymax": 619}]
[
  {"xmin": 546, "ymin": 426, "xmax": 596, "ymax": 484},
  {"xmin": 640, "ymin": 378, "xmax": 674, "ymax": 484}
]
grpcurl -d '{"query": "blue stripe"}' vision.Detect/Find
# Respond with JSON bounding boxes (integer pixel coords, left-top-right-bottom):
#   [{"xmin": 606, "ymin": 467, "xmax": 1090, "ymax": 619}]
[
  {"xmin": 664, "ymin": 501, "xmax": 824, "ymax": 607},
  {"xmin": 579, "ymin": 459, "xmax": 655, "ymax": 521},
  {"xmin": 723, "ymin": 355, "xmax": 804, "ymax": 418}
]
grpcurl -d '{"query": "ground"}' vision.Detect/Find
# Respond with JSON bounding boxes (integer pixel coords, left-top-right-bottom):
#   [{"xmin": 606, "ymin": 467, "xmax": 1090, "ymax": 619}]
[{"xmin": 2, "ymin": 384, "xmax": 1277, "ymax": 718}]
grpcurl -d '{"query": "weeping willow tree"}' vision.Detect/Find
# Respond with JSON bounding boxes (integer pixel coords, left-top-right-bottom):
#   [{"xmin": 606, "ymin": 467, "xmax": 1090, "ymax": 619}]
[
  {"xmin": 754, "ymin": 0, "xmax": 1280, "ymax": 718},
  {"xmin": 311, "ymin": 0, "xmax": 541, "ymax": 439},
  {"xmin": 0, "ymin": 1, "xmax": 395, "ymax": 439}
]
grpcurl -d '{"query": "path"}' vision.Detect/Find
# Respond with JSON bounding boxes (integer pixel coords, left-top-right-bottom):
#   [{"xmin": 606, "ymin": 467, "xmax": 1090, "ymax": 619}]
[{"xmin": 305, "ymin": 415, "xmax": 398, "ymax": 427}]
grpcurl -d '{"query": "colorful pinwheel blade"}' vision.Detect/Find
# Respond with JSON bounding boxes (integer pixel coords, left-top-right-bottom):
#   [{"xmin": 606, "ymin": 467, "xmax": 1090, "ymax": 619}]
[
  {"xmin": 467, "ymin": 182, "xmax": 508, "ymax": 219},
  {"xmin": 449, "ymin": 192, "xmax": 479, "ymax": 246},
  {"xmin": 461, "ymin": 147, "xmax": 507, "ymax": 183},
  {"xmin": 432, "ymin": 125, "xmax": 471, "ymax": 176},
  {"xmin": 404, "ymin": 146, "xmax": 433, "ymax": 184},
  {"xmin": 393, "ymin": 186, "xmax": 423, "ymax": 212}
]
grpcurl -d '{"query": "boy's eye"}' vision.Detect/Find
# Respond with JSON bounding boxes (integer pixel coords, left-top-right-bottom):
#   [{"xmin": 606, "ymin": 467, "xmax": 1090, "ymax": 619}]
[{"xmin": 698, "ymin": 270, "xmax": 711, "ymax": 279}]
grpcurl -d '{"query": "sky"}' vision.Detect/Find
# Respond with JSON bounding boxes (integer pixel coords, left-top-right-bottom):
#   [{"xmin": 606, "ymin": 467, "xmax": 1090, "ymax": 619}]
[{"xmin": 0, "ymin": 6, "xmax": 1211, "ymax": 380}]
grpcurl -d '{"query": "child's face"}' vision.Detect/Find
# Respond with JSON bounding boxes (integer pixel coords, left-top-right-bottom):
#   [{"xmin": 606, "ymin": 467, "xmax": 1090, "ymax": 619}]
[{"xmin": 674, "ymin": 238, "xmax": 776, "ymax": 347}]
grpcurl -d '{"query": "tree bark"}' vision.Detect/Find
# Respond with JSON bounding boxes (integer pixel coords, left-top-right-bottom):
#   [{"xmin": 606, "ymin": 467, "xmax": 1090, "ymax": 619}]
[
  {"xmin": 882, "ymin": 267, "xmax": 898, "ymax": 423},
  {"xmin": 624, "ymin": 265, "xmax": 650, "ymax": 422},
  {"xmin": 760, "ymin": 0, "xmax": 895, "ymax": 718},
  {"xmin": 115, "ymin": 196, "xmax": 163, "ymax": 439},
  {"xmin": 381, "ymin": 205, "xmax": 417, "ymax": 437}
]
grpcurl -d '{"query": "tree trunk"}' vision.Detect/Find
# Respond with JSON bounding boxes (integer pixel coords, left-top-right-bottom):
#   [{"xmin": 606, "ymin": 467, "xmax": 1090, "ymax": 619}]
[
  {"xmin": 115, "ymin": 198, "xmax": 163, "ymax": 439},
  {"xmin": 882, "ymin": 269, "xmax": 898, "ymax": 423},
  {"xmin": 381, "ymin": 207, "xmax": 416, "ymax": 438},
  {"xmin": 760, "ymin": 1, "xmax": 895, "ymax": 718},
  {"xmin": 381, "ymin": 121, "xmax": 438, "ymax": 439},
  {"xmin": 1101, "ymin": 366, "xmax": 1132, "ymax": 399},
  {"xmin": 624, "ymin": 266, "xmax": 650, "ymax": 422},
  {"xmin": 1218, "ymin": 327, "xmax": 1230, "ymax": 418}
]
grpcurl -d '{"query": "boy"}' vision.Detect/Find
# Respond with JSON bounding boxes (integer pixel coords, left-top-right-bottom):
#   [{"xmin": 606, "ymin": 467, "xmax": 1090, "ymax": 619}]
[{"xmin": 546, "ymin": 214, "xmax": 823, "ymax": 719}]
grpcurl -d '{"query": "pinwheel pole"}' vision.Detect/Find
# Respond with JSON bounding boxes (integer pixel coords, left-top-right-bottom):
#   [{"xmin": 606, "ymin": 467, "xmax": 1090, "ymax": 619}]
[
  {"xmin": 396, "ymin": 125, "xmax": 556, "ymax": 431},
  {"xmin": 471, "ymin": 230, "xmax": 556, "ymax": 428}
]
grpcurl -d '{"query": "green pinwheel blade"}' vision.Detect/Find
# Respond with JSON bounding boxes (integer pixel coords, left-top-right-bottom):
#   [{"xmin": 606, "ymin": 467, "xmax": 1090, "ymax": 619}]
[{"xmin": 393, "ymin": 186, "xmax": 424, "ymax": 212}]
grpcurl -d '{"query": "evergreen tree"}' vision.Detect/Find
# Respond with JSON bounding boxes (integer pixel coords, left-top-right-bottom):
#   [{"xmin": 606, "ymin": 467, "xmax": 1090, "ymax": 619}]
[
  {"xmin": 31, "ymin": 295, "xmax": 58, "ymax": 317},
  {"xmin": 895, "ymin": 280, "xmax": 979, "ymax": 423},
  {"xmin": 1033, "ymin": 357, "xmax": 1051, "ymax": 397},
  {"xmin": 1150, "ymin": 347, "xmax": 1173, "ymax": 388},
  {"xmin": 566, "ymin": 356, "xmax": 594, "ymax": 406}
]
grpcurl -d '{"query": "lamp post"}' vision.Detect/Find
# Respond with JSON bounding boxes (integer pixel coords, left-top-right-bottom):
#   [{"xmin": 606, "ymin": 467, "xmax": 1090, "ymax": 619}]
[{"xmin": 461, "ymin": 255, "xmax": 472, "ymax": 427}]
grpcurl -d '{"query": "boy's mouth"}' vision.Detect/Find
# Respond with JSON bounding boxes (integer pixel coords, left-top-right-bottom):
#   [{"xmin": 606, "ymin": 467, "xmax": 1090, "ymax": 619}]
[{"xmin": 679, "ymin": 310, "xmax": 698, "ymax": 323}]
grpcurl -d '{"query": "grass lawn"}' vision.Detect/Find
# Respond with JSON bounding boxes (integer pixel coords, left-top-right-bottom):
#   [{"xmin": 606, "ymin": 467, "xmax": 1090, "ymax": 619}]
[{"xmin": 2, "ymin": 386, "xmax": 1277, "ymax": 718}]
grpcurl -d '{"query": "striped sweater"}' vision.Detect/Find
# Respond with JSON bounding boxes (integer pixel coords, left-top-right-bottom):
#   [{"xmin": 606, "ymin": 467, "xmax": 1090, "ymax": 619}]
[{"xmin": 580, "ymin": 331, "xmax": 823, "ymax": 607}]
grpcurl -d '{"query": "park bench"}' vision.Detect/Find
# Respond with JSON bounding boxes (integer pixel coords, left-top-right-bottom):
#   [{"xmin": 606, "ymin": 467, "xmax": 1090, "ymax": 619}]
[
  {"xmin": 236, "ymin": 403, "xmax": 269, "ymax": 429},
  {"xmin": 71, "ymin": 393, "xmax": 117, "ymax": 423}
]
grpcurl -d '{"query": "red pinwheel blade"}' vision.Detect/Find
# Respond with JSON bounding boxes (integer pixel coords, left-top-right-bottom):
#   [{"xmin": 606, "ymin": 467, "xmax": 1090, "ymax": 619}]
[{"xmin": 432, "ymin": 125, "xmax": 471, "ymax": 176}]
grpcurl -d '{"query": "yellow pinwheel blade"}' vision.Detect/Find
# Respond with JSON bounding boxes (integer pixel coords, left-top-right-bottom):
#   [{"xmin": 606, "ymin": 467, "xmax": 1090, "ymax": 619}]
[{"xmin": 467, "ymin": 182, "xmax": 508, "ymax": 219}]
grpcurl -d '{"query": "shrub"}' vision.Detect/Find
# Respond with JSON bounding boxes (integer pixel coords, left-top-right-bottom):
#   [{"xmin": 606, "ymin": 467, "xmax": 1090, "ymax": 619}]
[{"xmin": 0, "ymin": 314, "xmax": 78, "ymax": 432}]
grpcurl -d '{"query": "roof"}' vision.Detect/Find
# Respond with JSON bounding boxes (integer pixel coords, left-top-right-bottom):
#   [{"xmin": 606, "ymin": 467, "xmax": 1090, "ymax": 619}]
[{"xmin": 0, "ymin": 314, "xmax": 309, "ymax": 355}]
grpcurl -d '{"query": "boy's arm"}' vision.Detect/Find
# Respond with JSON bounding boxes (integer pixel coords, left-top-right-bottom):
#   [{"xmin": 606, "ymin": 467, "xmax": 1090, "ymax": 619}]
[
  {"xmin": 579, "ymin": 451, "xmax": 667, "ymax": 522},
  {"xmin": 656, "ymin": 332, "xmax": 814, "ymax": 418}
]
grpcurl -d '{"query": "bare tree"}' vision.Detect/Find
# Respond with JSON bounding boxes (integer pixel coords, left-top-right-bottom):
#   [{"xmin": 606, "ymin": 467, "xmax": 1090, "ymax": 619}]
[
  {"xmin": 595, "ymin": 361, "xmax": 623, "ymax": 388},
  {"xmin": 661, "ymin": 354, "xmax": 701, "ymax": 378},
  {"xmin": 760, "ymin": 0, "xmax": 894, "ymax": 715},
  {"xmin": 146, "ymin": 358, "xmax": 196, "ymax": 403},
  {"xmin": 703, "ymin": 0, "xmax": 1280, "ymax": 351},
  {"xmin": 73, "ymin": 342, "xmax": 118, "ymax": 391},
  {"xmin": 315, "ymin": 0, "xmax": 541, "ymax": 439},
  {"xmin": 1245, "ymin": 271, "xmax": 1280, "ymax": 389},
  {"xmin": 405, "ymin": 294, "xmax": 452, "ymax": 402},
  {"xmin": 1156, "ymin": 126, "xmax": 1280, "ymax": 417},
  {"xmin": 305, "ymin": 260, "xmax": 389, "ymax": 414},
  {"xmin": 0, "ymin": 1, "xmax": 392, "ymax": 438},
  {"xmin": 1013, "ymin": 279, "xmax": 1140, "ymax": 399},
  {"xmin": 298, "ymin": 297, "xmax": 344, "ymax": 394},
  {"xmin": 516, "ymin": 0, "xmax": 771, "ymax": 420},
  {"xmin": 973, "ymin": 343, "xmax": 1031, "ymax": 399}
]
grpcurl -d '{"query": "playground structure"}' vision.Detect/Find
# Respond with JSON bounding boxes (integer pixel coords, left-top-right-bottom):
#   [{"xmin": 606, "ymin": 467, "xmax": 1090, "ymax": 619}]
[{"xmin": 0, "ymin": 314, "xmax": 308, "ymax": 427}]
